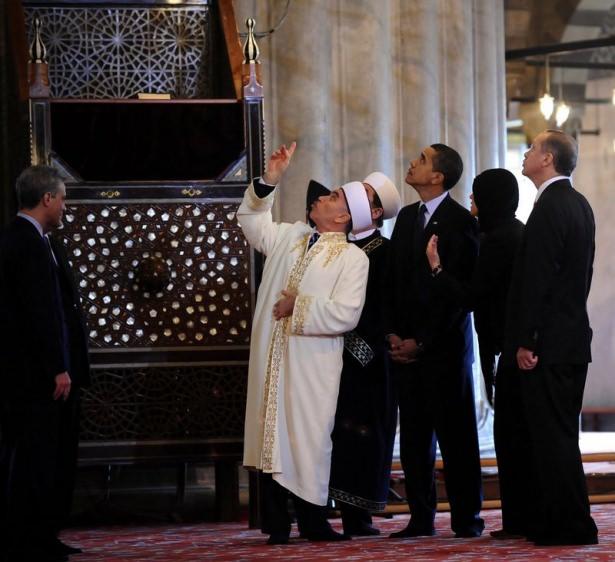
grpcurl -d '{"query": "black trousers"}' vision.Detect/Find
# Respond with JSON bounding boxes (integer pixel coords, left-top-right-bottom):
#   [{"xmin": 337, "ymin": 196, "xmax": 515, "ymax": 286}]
[
  {"xmin": 260, "ymin": 473, "xmax": 330, "ymax": 537},
  {"xmin": 395, "ymin": 358, "xmax": 483, "ymax": 534},
  {"xmin": 477, "ymin": 337, "xmax": 497, "ymax": 405},
  {"xmin": 493, "ymin": 362, "xmax": 531, "ymax": 535},
  {"xmin": 520, "ymin": 363, "xmax": 597, "ymax": 541},
  {"xmin": 339, "ymin": 503, "xmax": 372, "ymax": 529},
  {"xmin": 0, "ymin": 390, "xmax": 81, "ymax": 550}
]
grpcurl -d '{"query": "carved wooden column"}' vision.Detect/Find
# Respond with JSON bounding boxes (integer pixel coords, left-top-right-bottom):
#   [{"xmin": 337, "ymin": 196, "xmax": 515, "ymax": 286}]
[
  {"xmin": 28, "ymin": 16, "xmax": 51, "ymax": 165},
  {"xmin": 242, "ymin": 17, "xmax": 265, "ymax": 182}
]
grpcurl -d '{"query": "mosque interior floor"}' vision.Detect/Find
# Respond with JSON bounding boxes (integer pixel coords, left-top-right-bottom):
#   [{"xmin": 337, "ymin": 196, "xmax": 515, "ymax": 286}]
[{"xmin": 59, "ymin": 504, "xmax": 615, "ymax": 562}]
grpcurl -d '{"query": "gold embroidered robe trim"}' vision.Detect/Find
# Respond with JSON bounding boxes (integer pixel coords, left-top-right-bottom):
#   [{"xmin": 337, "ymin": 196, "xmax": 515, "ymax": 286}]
[
  {"xmin": 259, "ymin": 234, "xmax": 349, "ymax": 470},
  {"xmin": 292, "ymin": 295, "xmax": 313, "ymax": 335},
  {"xmin": 238, "ymin": 183, "xmax": 369, "ymax": 505},
  {"xmin": 361, "ymin": 236, "xmax": 384, "ymax": 256}
]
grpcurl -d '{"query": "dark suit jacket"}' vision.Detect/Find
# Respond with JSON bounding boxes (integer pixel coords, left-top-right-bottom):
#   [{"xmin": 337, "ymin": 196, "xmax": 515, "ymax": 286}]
[
  {"xmin": 49, "ymin": 235, "xmax": 90, "ymax": 388},
  {"xmin": 503, "ymin": 179, "xmax": 595, "ymax": 365},
  {"xmin": 385, "ymin": 194, "xmax": 479, "ymax": 358},
  {"xmin": 0, "ymin": 217, "xmax": 90, "ymax": 401}
]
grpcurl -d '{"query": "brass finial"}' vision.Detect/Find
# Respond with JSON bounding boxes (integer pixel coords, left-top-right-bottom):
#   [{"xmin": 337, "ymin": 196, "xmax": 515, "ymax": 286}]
[
  {"xmin": 243, "ymin": 18, "xmax": 259, "ymax": 64},
  {"xmin": 29, "ymin": 17, "xmax": 47, "ymax": 64}
]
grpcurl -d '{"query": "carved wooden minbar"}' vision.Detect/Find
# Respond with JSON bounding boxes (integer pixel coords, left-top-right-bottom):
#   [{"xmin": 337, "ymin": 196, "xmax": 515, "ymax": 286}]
[{"xmin": 23, "ymin": 0, "xmax": 264, "ymax": 520}]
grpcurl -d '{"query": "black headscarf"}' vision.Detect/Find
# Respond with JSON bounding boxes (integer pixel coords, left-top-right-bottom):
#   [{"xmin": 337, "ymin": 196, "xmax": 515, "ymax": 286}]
[{"xmin": 472, "ymin": 168, "xmax": 519, "ymax": 233}]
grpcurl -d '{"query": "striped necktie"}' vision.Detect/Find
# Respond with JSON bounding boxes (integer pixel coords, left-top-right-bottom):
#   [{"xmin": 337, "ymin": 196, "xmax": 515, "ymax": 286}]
[
  {"xmin": 417, "ymin": 204, "xmax": 427, "ymax": 229},
  {"xmin": 307, "ymin": 232, "xmax": 320, "ymax": 250}
]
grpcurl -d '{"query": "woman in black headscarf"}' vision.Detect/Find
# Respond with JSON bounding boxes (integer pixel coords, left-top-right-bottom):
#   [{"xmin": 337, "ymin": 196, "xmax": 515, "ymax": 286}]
[{"xmin": 425, "ymin": 168, "xmax": 524, "ymax": 405}]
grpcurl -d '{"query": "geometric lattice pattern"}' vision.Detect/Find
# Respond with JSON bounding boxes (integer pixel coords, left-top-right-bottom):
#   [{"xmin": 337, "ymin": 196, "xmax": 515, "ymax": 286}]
[
  {"xmin": 24, "ymin": 5, "xmax": 211, "ymax": 98},
  {"xmin": 80, "ymin": 365, "xmax": 247, "ymax": 440},
  {"xmin": 59, "ymin": 202, "xmax": 251, "ymax": 348}
]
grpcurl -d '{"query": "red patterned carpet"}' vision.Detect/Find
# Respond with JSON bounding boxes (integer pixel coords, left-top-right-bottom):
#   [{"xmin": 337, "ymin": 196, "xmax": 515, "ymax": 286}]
[{"xmin": 58, "ymin": 504, "xmax": 615, "ymax": 561}]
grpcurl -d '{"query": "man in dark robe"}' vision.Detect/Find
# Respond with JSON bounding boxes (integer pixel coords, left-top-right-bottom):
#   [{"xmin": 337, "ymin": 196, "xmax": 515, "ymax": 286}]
[{"xmin": 328, "ymin": 172, "xmax": 401, "ymax": 536}]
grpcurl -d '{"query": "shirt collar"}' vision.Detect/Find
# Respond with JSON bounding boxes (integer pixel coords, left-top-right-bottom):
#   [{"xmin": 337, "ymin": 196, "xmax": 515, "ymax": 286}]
[
  {"xmin": 420, "ymin": 190, "xmax": 448, "ymax": 219},
  {"xmin": 535, "ymin": 175, "xmax": 570, "ymax": 203},
  {"xmin": 17, "ymin": 212, "xmax": 44, "ymax": 238},
  {"xmin": 349, "ymin": 228, "xmax": 376, "ymax": 241}
]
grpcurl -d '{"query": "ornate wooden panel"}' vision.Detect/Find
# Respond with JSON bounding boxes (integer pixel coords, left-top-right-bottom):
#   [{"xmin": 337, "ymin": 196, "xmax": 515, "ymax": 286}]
[
  {"xmin": 23, "ymin": 1, "xmax": 265, "ymax": 468},
  {"xmin": 60, "ymin": 201, "xmax": 251, "ymax": 350},
  {"xmin": 80, "ymin": 365, "xmax": 247, "ymax": 441}
]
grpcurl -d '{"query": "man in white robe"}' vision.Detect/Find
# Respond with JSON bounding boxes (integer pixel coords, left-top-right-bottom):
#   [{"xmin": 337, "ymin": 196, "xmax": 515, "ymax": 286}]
[{"xmin": 238, "ymin": 143, "xmax": 370, "ymax": 544}]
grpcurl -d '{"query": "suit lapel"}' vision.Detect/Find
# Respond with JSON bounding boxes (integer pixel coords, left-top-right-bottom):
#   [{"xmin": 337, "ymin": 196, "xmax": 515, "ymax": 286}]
[
  {"xmin": 411, "ymin": 194, "xmax": 450, "ymax": 261},
  {"xmin": 424, "ymin": 193, "xmax": 450, "ymax": 235},
  {"xmin": 49, "ymin": 236, "xmax": 78, "ymax": 302},
  {"xmin": 411, "ymin": 203, "xmax": 426, "ymax": 260}
]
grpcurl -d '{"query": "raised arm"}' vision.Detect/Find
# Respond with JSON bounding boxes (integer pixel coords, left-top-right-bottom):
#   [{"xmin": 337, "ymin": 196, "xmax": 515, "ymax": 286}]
[
  {"xmin": 263, "ymin": 142, "xmax": 296, "ymax": 185},
  {"xmin": 236, "ymin": 142, "xmax": 297, "ymax": 256}
]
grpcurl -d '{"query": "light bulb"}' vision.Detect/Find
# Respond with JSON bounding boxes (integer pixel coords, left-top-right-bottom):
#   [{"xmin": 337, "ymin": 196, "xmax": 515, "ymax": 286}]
[
  {"xmin": 555, "ymin": 102, "xmax": 570, "ymax": 127},
  {"xmin": 539, "ymin": 93, "xmax": 554, "ymax": 120}
]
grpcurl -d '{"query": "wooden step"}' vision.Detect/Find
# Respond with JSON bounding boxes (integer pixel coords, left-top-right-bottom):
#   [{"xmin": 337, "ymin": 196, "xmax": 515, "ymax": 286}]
[{"xmin": 387, "ymin": 459, "xmax": 615, "ymax": 512}]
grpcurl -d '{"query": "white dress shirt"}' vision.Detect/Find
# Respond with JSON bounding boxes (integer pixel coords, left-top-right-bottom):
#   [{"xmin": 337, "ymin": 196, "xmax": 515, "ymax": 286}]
[{"xmin": 419, "ymin": 190, "xmax": 449, "ymax": 228}]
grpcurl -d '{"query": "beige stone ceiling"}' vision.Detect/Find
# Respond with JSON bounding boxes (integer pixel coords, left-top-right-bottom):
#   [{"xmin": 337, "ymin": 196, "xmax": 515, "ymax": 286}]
[
  {"xmin": 505, "ymin": 0, "xmax": 580, "ymax": 100},
  {"xmin": 505, "ymin": 0, "xmax": 615, "ymax": 137}
]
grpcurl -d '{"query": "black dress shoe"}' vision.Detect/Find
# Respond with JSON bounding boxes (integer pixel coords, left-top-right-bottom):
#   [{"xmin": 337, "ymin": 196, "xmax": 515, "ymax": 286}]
[
  {"xmin": 490, "ymin": 529, "xmax": 524, "ymax": 539},
  {"xmin": 533, "ymin": 535, "xmax": 599, "ymax": 546},
  {"xmin": 389, "ymin": 526, "xmax": 436, "ymax": 538},
  {"xmin": 454, "ymin": 529, "xmax": 482, "ymax": 538},
  {"xmin": 343, "ymin": 522, "xmax": 381, "ymax": 537},
  {"xmin": 266, "ymin": 533, "xmax": 290, "ymax": 545},
  {"xmin": 305, "ymin": 528, "xmax": 351, "ymax": 542}
]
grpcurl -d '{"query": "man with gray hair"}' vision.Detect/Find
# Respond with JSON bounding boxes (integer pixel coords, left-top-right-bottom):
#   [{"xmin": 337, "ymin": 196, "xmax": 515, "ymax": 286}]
[
  {"xmin": 496, "ymin": 130, "xmax": 598, "ymax": 546},
  {"xmin": 239, "ymin": 143, "xmax": 370, "ymax": 544},
  {"xmin": 0, "ymin": 166, "xmax": 90, "ymax": 561}
]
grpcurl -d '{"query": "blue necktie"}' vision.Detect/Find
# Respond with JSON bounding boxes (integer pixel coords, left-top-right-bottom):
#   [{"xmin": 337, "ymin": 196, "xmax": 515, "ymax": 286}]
[
  {"xmin": 417, "ymin": 204, "xmax": 427, "ymax": 229},
  {"xmin": 413, "ymin": 205, "xmax": 427, "ymax": 255},
  {"xmin": 307, "ymin": 232, "xmax": 320, "ymax": 250}
]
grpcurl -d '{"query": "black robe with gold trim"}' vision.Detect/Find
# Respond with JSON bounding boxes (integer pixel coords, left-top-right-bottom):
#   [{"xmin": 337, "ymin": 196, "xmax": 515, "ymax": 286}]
[{"xmin": 328, "ymin": 230, "xmax": 396, "ymax": 511}]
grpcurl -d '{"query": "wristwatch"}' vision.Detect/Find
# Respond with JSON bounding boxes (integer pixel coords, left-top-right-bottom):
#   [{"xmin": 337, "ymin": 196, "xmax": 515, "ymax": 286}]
[{"xmin": 431, "ymin": 264, "xmax": 443, "ymax": 277}]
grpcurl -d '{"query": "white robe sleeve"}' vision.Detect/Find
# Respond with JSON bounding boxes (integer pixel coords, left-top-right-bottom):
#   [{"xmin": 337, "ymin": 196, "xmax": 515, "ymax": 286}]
[
  {"xmin": 290, "ymin": 250, "xmax": 369, "ymax": 336},
  {"xmin": 236, "ymin": 183, "xmax": 282, "ymax": 257}
]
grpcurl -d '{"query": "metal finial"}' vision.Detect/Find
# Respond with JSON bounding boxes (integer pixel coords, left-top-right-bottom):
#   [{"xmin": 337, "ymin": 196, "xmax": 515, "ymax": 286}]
[
  {"xmin": 29, "ymin": 17, "xmax": 47, "ymax": 64},
  {"xmin": 243, "ymin": 18, "xmax": 259, "ymax": 64}
]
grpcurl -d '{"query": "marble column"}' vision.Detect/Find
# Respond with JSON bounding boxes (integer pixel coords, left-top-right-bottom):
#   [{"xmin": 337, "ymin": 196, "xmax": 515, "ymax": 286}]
[
  {"xmin": 235, "ymin": 0, "xmax": 506, "ymax": 213},
  {"xmin": 235, "ymin": 0, "xmax": 507, "ymax": 453}
]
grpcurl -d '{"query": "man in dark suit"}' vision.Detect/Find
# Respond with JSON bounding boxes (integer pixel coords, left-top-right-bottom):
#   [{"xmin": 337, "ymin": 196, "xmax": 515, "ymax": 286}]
[
  {"xmin": 385, "ymin": 144, "xmax": 483, "ymax": 538},
  {"xmin": 496, "ymin": 130, "xmax": 597, "ymax": 546},
  {"xmin": 0, "ymin": 166, "xmax": 90, "ymax": 562}
]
